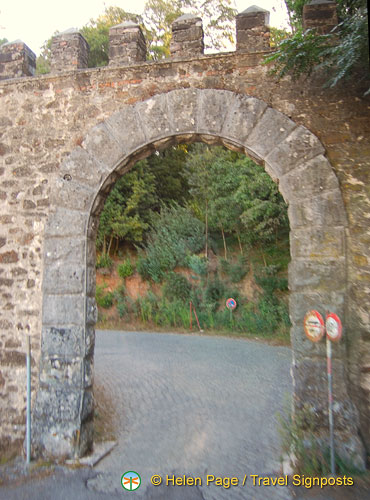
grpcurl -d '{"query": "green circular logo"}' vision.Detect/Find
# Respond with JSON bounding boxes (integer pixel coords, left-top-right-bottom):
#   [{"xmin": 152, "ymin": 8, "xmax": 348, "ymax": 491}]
[{"xmin": 121, "ymin": 471, "xmax": 141, "ymax": 491}]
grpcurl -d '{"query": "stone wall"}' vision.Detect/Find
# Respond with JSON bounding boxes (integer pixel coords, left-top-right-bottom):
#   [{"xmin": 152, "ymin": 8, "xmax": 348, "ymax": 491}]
[{"xmin": 0, "ymin": 2, "xmax": 369, "ymax": 464}]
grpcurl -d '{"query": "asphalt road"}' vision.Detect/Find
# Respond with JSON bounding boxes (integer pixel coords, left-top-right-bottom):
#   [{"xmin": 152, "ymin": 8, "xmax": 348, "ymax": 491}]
[{"xmin": 3, "ymin": 330, "xmax": 362, "ymax": 499}]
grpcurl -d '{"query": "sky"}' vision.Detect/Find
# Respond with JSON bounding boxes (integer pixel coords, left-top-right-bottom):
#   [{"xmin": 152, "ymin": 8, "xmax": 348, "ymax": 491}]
[{"xmin": 0, "ymin": 1, "xmax": 289, "ymax": 56}]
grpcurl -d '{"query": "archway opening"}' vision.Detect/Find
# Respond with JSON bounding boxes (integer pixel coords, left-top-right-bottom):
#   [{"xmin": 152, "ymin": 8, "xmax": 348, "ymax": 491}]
[{"xmin": 89, "ymin": 137, "xmax": 293, "ymax": 491}]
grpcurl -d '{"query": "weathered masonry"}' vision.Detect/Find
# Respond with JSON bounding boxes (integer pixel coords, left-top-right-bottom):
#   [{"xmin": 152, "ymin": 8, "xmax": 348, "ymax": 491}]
[{"xmin": 0, "ymin": 3, "xmax": 369, "ymax": 466}]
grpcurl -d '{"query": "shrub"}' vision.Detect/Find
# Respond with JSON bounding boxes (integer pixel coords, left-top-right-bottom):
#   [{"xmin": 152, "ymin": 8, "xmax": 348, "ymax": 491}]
[
  {"xmin": 96, "ymin": 284, "xmax": 114, "ymax": 309},
  {"xmin": 136, "ymin": 203, "xmax": 205, "ymax": 282},
  {"xmin": 163, "ymin": 272, "xmax": 191, "ymax": 302},
  {"xmin": 117, "ymin": 259, "xmax": 134, "ymax": 278},
  {"xmin": 186, "ymin": 254, "xmax": 208, "ymax": 276},
  {"xmin": 96, "ymin": 253, "xmax": 113, "ymax": 270},
  {"xmin": 220, "ymin": 256, "xmax": 248, "ymax": 283}
]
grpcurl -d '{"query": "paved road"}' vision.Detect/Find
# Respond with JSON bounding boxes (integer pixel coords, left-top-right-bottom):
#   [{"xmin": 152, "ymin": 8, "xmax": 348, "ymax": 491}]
[{"xmin": 3, "ymin": 330, "xmax": 363, "ymax": 499}]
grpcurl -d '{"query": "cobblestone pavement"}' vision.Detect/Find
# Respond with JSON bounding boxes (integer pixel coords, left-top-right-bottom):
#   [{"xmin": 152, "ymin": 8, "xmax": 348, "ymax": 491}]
[
  {"xmin": 2, "ymin": 330, "xmax": 366, "ymax": 499},
  {"xmin": 89, "ymin": 330, "xmax": 293, "ymax": 499}
]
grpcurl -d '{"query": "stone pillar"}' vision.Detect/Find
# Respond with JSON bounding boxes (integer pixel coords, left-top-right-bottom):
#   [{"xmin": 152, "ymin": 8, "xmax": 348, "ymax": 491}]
[
  {"xmin": 109, "ymin": 21, "xmax": 146, "ymax": 66},
  {"xmin": 0, "ymin": 40, "xmax": 36, "ymax": 80},
  {"xmin": 170, "ymin": 14, "xmax": 204, "ymax": 58},
  {"xmin": 236, "ymin": 6, "xmax": 270, "ymax": 53},
  {"xmin": 50, "ymin": 29, "xmax": 89, "ymax": 73},
  {"xmin": 303, "ymin": 0, "xmax": 338, "ymax": 34}
]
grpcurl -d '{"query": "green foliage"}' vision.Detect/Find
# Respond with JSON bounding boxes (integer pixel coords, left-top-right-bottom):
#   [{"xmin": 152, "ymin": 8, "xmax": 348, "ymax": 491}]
[
  {"xmin": 162, "ymin": 272, "xmax": 191, "ymax": 302},
  {"xmin": 220, "ymin": 256, "xmax": 248, "ymax": 283},
  {"xmin": 96, "ymin": 284, "xmax": 114, "ymax": 308},
  {"xmin": 96, "ymin": 253, "xmax": 113, "ymax": 270},
  {"xmin": 137, "ymin": 203, "xmax": 205, "ymax": 282},
  {"xmin": 264, "ymin": 28, "xmax": 332, "ymax": 80},
  {"xmin": 255, "ymin": 266, "xmax": 289, "ymax": 295},
  {"xmin": 186, "ymin": 254, "xmax": 208, "ymax": 276},
  {"xmin": 81, "ymin": 7, "xmax": 142, "ymax": 67},
  {"xmin": 266, "ymin": 2, "xmax": 369, "ymax": 93},
  {"xmin": 205, "ymin": 276, "xmax": 225, "ymax": 306},
  {"xmin": 36, "ymin": 35, "xmax": 56, "ymax": 74},
  {"xmin": 117, "ymin": 259, "xmax": 134, "ymax": 278}
]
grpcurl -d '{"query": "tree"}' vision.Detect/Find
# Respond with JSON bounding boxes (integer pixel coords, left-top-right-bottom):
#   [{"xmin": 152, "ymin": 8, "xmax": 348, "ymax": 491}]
[{"xmin": 81, "ymin": 6, "xmax": 142, "ymax": 67}]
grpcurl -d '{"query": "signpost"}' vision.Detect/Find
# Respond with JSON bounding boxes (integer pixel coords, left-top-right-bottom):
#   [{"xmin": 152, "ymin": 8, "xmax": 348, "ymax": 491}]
[
  {"xmin": 303, "ymin": 309, "xmax": 343, "ymax": 476},
  {"xmin": 226, "ymin": 298, "xmax": 237, "ymax": 327},
  {"xmin": 325, "ymin": 312, "xmax": 342, "ymax": 476}
]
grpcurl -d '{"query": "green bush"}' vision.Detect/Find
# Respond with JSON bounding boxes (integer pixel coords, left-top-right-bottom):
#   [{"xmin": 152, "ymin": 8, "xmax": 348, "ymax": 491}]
[
  {"xmin": 163, "ymin": 272, "xmax": 191, "ymax": 302},
  {"xmin": 96, "ymin": 253, "xmax": 113, "ymax": 270},
  {"xmin": 186, "ymin": 254, "xmax": 208, "ymax": 276},
  {"xmin": 96, "ymin": 284, "xmax": 114, "ymax": 309},
  {"xmin": 136, "ymin": 203, "xmax": 205, "ymax": 282},
  {"xmin": 221, "ymin": 256, "xmax": 248, "ymax": 283},
  {"xmin": 117, "ymin": 259, "xmax": 134, "ymax": 278}
]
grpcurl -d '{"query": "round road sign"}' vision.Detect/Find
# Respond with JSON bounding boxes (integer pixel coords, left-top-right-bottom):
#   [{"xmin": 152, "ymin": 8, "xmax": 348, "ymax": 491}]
[
  {"xmin": 326, "ymin": 313, "xmax": 342, "ymax": 342},
  {"xmin": 226, "ymin": 298, "xmax": 237, "ymax": 310},
  {"xmin": 304, "ymin": 310, "xmax": 325, "ymax": 343}
]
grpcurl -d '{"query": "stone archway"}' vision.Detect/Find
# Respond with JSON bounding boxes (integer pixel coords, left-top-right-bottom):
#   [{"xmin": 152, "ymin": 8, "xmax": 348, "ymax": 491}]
[{"xmin": 32, "ymin": 88, "xmax": 363, "ymax": 463}]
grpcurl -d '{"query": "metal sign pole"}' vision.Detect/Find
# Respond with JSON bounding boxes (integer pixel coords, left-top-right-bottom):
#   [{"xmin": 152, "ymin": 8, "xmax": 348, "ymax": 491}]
[
  {"xmin": 326, "ymin": 334, "xmax": 335, "ymax": 475},
  {"xmin": 26, "ymin": 335, "xmax": 31, "ymax": 464}
]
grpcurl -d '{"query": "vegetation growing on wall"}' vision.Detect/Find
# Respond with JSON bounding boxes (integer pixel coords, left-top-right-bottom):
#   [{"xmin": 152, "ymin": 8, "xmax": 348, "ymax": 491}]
[{"xmin": 266, "ymin": 0, "xmax": 369, "ymax": 92}]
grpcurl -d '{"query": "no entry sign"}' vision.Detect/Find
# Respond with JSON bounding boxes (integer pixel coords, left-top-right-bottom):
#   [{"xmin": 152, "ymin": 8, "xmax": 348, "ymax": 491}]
[
  {"xmin": 326, "ymin": 313, "xmax": 342, "ymax": 342},
  {"xmin": 226, "ymin": 298, "xmax": 237, "ymax": 310},
  {"xmin": 303, "ymin": 310, "xmax": 325, "ymax": 343}
]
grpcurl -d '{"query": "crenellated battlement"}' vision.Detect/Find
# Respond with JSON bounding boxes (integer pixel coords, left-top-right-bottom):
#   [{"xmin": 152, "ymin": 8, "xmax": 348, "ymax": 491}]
[{"xmin": 0, "ymin": 1, "xmax": 338, "ymax": 80}]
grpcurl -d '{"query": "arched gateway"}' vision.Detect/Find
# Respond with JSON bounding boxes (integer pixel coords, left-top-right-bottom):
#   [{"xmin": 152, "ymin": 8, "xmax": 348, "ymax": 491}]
[{"xmin": 32, "ymin": 88, "xmax": 364, "ymax": 464}]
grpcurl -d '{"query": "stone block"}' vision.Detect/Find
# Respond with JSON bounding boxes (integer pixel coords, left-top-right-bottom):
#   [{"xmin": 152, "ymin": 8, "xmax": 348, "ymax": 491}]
[
  {"xmin": 288, "ymin": 190, "xmax": 347, "ymax": 229},
  {"xmin": 288, "ymin": 258, "xmax": 346, "ymax": 292},
  {"xmin": 303, "ymin": 1, "xmax": 338, "ymax": 34},
  {"xmin": 170, "ymin": 15, "xmax": 204, "ymax": 58},
  {"xmin": 60, "ymin": 147, "xmax": 110, "ymax": 187},
  {"xmin": 236, "ymin": 7, "xmax": 270, "ymax": 53},
  {"xmin": 52, "ymin": 178, "xmax": 95, "ymax": 213},
  {"xmin": 41, "ymin": 326, "xmax": 85, "ymax": 357},
  {"xmin": 43, "ymin": 263, "xmax": 85, "ymax": 294},
  {"xmin": 135, "ymin": 94, "xmax": 172, "ymax": 142},
  {"xmin": 33, "ymin": 386, "xmax": 81, "ymax": 423},
  {"xmin": 278, "ymin": 155, "xmax": 340, "ymax": 202},
  {"xmin": 198, "ymin": 89, "xmax": 237, "ymax": 136},
  {"xmin": 290, "ymin": 226, "xmax": 346, "ymax": 260},
  {"xmin": 265, "ymin": 125, "xmax": 324, "ymax": 181},
  {"xmin": 246, "ymin": 107, "xmax": 296, "ymax": 160},
  {"xmin": 44, "ymin": 237, "xmax": 85, "ymax": 264},
  {"xmin": 105, "ymin": 106, "xmax": 146, "ymax": 157},
  {"xmin": 109, "ymin": 22, "xmax": 146, "ymax": 65},
  {"xmin": 222, "ymin": 94, "xmax": 267, "ymax": 146},
  {"xmin": 42, "ymin": 294, "xmax": 85, "ymax": 326},
  {"xmin": 39, "ymin": 356, "xmax": 83, "ymax": 388},
  {"xmin": 50, "ymin": 30, "xmax": 89, "ymax": 72},
  {"xmin": 45, "ymin": 208, "xmax": 88, "ymax": 238},
  {"xmin": 167, "ymin": 88, "xmax": 200, "ymax": 134},
  {"xmin": 0, "ymin": 41, "xmax": 36, "ymax": 80},
  {"xmin": 81, "ymin": 123, "xmax": 126, "ymax": 171}
]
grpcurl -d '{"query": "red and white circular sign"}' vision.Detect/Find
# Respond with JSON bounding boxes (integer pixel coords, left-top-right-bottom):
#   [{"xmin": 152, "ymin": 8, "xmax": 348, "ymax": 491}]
[
  {"xmin": 325, "ymin": 313, "xmax": 342, "ymax": 342},
  {"xmin": 303, "ymin": 310, "xmax": 325, "ymax": 343},
  {"xmin": 226, "ymin": 298, "xmax": 237, "ymax": 310}
]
